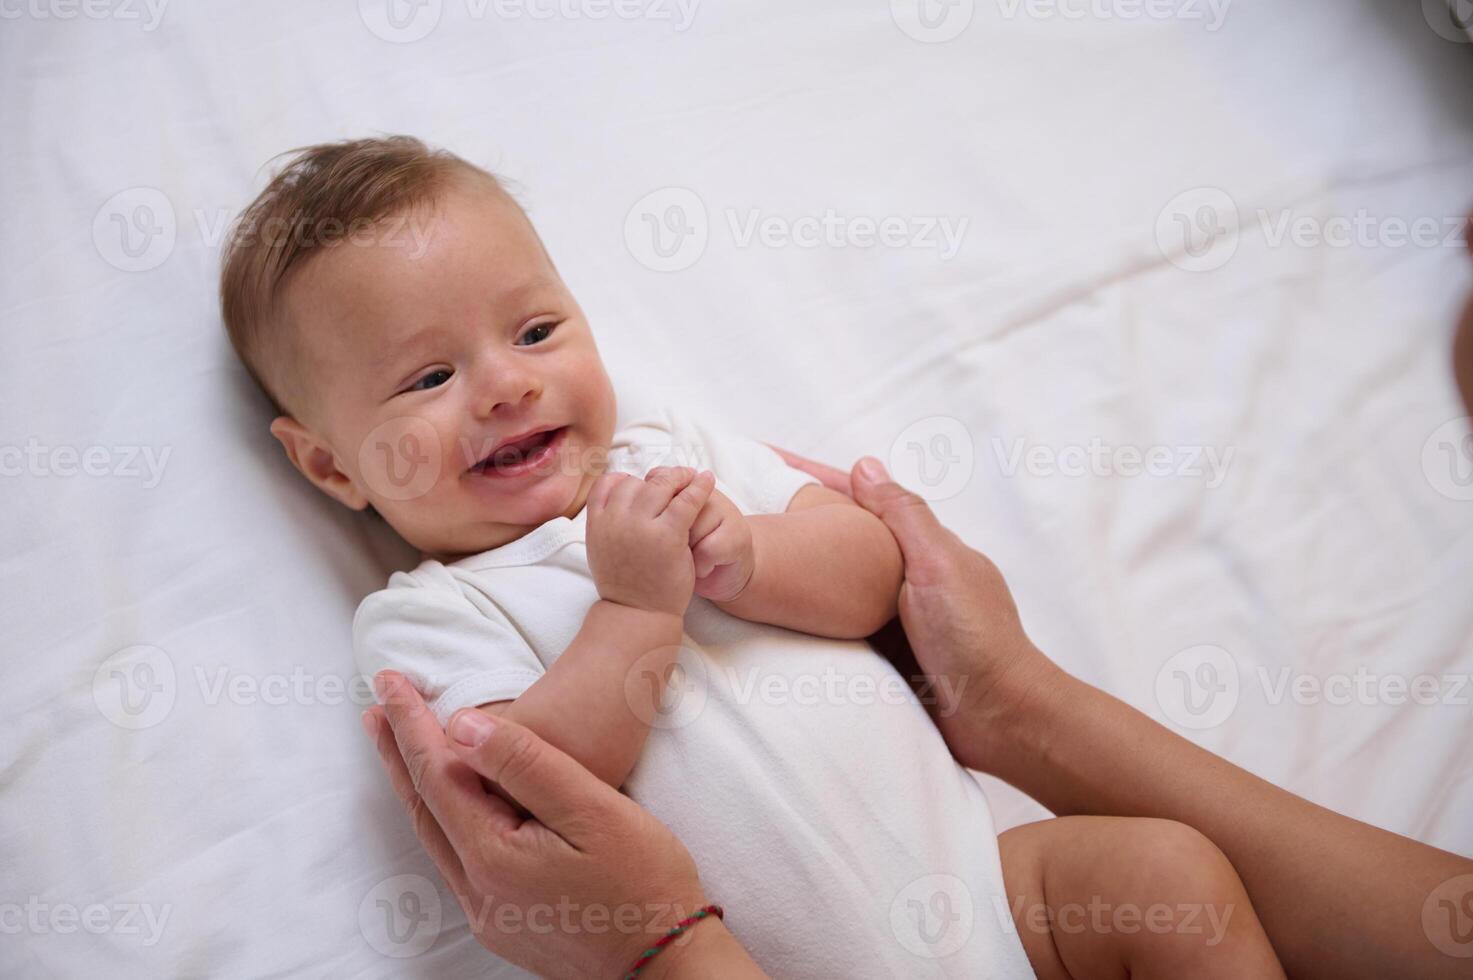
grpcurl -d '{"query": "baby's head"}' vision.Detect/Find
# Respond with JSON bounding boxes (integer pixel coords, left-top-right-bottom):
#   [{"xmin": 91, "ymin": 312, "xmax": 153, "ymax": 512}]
[{"xmin": 221, "ymin": 136, "xmax": 617, "ymax": 559}]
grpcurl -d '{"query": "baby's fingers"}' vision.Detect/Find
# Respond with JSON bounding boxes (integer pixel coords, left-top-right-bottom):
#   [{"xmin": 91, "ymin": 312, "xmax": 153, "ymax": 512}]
[
  {"xmin": 634, "ymin": 466, "xmax": 696, "ymax": 518},
  {"xmin": 691, "ymin": 534, "xmax": 724, "ymax": 579},
  {"xmin": 587, "ymin": 471, "xmax": 629, "ymax": 514},
  {"xmin": 660, "ymin": 470, "xmax": 715, "ymax": 531}
]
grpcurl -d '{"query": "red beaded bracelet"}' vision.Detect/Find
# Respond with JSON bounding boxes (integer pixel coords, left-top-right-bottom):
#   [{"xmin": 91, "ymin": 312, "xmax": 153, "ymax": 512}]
[{"xmin": 621, "ymin": 904, "xmax": 724, "ymax": 979}]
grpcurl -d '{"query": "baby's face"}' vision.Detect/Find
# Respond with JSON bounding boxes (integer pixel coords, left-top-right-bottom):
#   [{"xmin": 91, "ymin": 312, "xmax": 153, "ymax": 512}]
[{"xmin": 277, "ymin": 177, "xmax": 617, "ymax": 558}]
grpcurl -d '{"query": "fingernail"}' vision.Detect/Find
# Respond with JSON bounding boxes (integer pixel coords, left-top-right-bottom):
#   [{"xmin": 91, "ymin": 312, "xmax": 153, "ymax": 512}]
[
  {"xmin": 857, "ymin": 457, "xmax": 887, "ymax": 483},
  {"xmin": 450, "ymin": 710, "xmax": 496, "ymax": 748},
  {"xmin": 373, "ymin": 671, "xmax": 391, "ymax": 702},
  {"xmin": 360, "ymin": 710, "xmax": 377, "ymax": 738}
]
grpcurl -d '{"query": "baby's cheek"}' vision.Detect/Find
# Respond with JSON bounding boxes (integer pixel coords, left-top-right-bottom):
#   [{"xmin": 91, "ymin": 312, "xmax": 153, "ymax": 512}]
[{"xmin": 350, "ymin": 414, "xmax": 448, "ymax": 505}]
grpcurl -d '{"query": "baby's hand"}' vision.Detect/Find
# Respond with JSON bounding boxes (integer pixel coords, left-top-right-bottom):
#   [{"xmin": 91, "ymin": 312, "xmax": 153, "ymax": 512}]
[
  {"xmin": 687, "ymin": 487, "xmax": 755, "ymax": 603},
  {"xmin": 586, "ymin": 466, "xmax": 715, "ymax": 617}
]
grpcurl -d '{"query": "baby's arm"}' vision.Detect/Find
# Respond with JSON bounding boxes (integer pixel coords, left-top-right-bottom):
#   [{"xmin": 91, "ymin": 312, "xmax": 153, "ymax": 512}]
[
  {"xmin": 696, "ymin": 483, "xmax": 902, "ymax": 639},
  {"xmin": 478, "ymin": 600, "xmax": 682, "ymax": 789},
  {"xmin": 482, "ymin": 467, "xmax": 713, "ymax": 789}
]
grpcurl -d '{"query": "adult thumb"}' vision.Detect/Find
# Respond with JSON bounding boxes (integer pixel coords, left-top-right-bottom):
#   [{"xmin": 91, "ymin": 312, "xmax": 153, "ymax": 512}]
[
  {"xmin": 850, "ymin": 457, "xmax": 949, "ymax": 566},
  {"xmin": 448, "ymin": 710, "xmax": 617, "ymax": 837}
]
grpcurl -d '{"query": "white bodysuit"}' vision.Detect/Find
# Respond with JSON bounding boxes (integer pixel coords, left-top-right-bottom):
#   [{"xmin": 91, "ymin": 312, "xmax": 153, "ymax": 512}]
[{"xmin": 354, "ymin": 408, "xmax": 1036, "ymax": 979}]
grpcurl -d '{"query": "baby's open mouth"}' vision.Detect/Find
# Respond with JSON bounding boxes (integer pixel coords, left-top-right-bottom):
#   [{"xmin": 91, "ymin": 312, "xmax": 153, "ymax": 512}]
[{"xmin": 469, "ymin": 425, "xmax": 567, "ymax": 478}]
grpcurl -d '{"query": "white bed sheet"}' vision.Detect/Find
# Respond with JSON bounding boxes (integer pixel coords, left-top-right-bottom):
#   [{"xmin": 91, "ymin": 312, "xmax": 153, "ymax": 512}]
[{"xmin": 3, "ymin": 0, "xmax": 1472, "ymax": 975}]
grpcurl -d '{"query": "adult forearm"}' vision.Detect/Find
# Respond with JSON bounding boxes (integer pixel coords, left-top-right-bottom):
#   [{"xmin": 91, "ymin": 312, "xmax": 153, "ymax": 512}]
[
  {"xmin": 715, "ymin": 505, "xmax": 900, "ymax": 638},
  {"xmin": 486, "ymin": 600, "xmax": 683, "ymax": 788},
  {"xmin": 990, "ymin": 662, "xmax": 1473, "ymax": 980}
]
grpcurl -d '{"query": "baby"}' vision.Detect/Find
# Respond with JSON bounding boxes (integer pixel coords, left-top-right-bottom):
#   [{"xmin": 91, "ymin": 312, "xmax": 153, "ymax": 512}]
[{"xmin": 221, "ymin": 136, "xmax": 1283, "ymax": 979}]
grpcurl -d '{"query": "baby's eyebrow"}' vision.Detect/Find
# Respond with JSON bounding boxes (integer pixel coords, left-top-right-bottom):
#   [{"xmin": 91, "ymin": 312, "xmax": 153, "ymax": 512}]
[{"xmin": 370, "ymin": 325, "xmax": 442, "ymax": 380}]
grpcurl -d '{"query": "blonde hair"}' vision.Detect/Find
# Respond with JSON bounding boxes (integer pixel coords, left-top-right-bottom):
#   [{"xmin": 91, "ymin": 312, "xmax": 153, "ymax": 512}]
[{"xmin": 219, "ymin": 135, "xmax": 499, "ymax": 415}]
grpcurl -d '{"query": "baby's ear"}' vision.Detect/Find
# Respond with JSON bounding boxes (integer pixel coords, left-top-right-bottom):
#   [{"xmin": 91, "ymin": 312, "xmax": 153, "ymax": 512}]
[{"xmin": 269, "ymin": 415, "xmax": 369, "ymax": 511}]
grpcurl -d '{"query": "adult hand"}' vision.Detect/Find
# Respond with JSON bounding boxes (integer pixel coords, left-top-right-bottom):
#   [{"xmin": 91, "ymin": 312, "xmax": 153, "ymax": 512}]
[
  {"xmin": 361, "ymin": 671, "xmax": 761, "ymax": 979},
  {"xmin": 769, "ymin": 446, "xmax": 1473, "ymax": 980},
  {"xmin": 767, "ymin": 447, "xmax": 1058, "ymax": 772}
]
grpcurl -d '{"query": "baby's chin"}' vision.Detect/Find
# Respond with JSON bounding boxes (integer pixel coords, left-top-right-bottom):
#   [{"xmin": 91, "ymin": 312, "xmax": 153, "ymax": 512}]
[{"xmin": 421, "ymin": 464, "xmax": 600, "ymax": 557}]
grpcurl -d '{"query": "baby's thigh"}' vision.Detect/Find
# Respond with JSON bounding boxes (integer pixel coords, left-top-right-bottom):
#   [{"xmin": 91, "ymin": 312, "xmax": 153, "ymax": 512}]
[{"xmin": 998, "ymin": 815, "xmax": 1271, "ymax": 980}]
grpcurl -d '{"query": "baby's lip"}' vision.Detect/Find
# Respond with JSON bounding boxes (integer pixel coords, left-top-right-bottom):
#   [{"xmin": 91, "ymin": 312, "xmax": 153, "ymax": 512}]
[
  {"xmin": 466, "ymin": 424, "xmax": 566, "ymax": 473},
  {"xmin": 489, "ymin": 423, "xmax": 561, "ymax": 456}
]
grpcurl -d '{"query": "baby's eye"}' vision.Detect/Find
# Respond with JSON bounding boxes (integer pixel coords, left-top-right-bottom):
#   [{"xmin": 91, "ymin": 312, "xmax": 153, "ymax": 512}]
[
  {"xmin": 517, "ymin": 322, "xmax": 557, "ymax": 346},
  {"xmin": 408, "ymin": 369, "xmax": 452, "ymax": 392}
]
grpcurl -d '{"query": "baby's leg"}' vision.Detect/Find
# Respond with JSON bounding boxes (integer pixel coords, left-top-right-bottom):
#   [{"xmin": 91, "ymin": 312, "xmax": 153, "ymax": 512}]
[{"xmin": 998, "ymin": 816, "xmax": 1284, "ymax": 980}]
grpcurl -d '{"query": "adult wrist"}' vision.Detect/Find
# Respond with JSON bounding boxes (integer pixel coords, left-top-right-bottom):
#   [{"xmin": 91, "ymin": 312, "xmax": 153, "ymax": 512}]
[
  {"xmin": 637, "ymin": 918, "xmax": 758, "ymax": 980},
  {"xmin": 953, "ymin": 642, "xmax": 1071, "ymax": 777}
]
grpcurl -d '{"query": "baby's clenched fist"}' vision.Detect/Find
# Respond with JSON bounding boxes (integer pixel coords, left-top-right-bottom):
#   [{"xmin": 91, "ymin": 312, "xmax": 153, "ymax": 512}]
[
  {"xmin": 586, "ymin": 466, "xmax": 715, "ymax": 617},
  {"xmin": 687, "ymin": 487, "xmax": 755, "ymax": 603}
]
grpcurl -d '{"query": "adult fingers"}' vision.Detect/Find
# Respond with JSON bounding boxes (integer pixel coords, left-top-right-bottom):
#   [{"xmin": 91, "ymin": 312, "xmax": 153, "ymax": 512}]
[
  {"xmin": 765, "ymin": 444, "xmax": 854, "ymax": 497},
  {"xmin": 376, "ymin": 672, "xmax": 520, "ymax": 848},
  {"xmin": 446, "ymin": 709, "xmax": 629, "ymax": 849},
  {"xmin": 362, "ymin": 706, "xmax": 472, "ymax": 899},
  {"xmin": 848, "ymin": 457, "xmax": 955, "ymax": 572}
]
